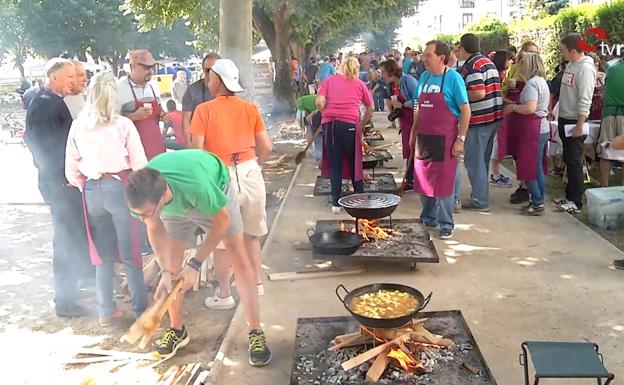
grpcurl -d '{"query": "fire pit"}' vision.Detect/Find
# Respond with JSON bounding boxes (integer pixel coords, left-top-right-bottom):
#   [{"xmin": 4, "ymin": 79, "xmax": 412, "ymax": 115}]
[
  {"xmin": 314, "ymin": 219, "xmax": 439, "ymax": 266},
  {"xmin": 313, "ymin": 174, "xmax": 397, "ymax": 197},
  {"xmin": 290, "ymin": 311, "xmax": 497, "ymax": 385}
]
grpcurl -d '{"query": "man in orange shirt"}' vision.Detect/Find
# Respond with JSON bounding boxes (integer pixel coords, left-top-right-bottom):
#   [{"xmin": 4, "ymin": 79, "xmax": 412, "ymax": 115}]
[{"xmin": 189, "ymin": 59, "xmax": 272, "ymax": 312}]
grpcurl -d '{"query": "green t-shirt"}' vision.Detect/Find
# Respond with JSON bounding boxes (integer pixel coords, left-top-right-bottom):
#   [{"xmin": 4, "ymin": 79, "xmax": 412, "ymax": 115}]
[
  {"xmin": 147, "ymin": 149, "xmax": 230, "ymax": 218},
  {"xmin": 296, "ymin": 94, "xmax": 317, "ymax": 113},
  {"xmin": 603, "ymin": 61, "xmax": 624, "ymax": 118}
]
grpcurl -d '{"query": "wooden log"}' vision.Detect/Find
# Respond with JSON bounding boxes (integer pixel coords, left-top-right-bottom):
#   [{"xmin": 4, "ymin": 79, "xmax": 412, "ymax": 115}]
[
  {"xmin": 341, "ymin": 333, "xmax": 410, "ymax": 371},
  {"xmin": 366, "ymin": 352, "xmax": 390, "ymax": 383},
  {"xmin": 121, "ymin": 279, "xmax": 185, "ymax": 345}
]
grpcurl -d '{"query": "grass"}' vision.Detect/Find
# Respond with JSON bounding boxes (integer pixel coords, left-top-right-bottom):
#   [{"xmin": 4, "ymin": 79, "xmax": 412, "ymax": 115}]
[{"xmin": 502, "ymin": 158, "xmax": 624, "ymax": 254}]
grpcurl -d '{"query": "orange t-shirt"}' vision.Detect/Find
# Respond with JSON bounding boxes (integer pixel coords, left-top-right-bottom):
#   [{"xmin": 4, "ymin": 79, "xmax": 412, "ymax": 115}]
[{"xmin": 189, "ymin": 95, "xmax": 265, "ymax": 166}]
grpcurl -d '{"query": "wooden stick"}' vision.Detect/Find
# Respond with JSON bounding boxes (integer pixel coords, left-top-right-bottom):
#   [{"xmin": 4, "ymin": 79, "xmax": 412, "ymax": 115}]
[
  {"xmin": 268, "ymin": 267, "xmax": 366, "ymax": 282},
  {"xmin": 182, "ymin": 363, "xmax": 202, "ymax": 385},
  {"xmin": 341, "ymin": 333, "xmax": 410, "ymax": 371},
  {"xmin": 75, "ymin": 348, "xmax": 156, "ymax": 360},
  {"xmin": 65, "ymin": 356, "xmax": 120, "ymax": 365},
  {"xmin": 366, "ymin": 352, "xmax": 390, "ymax": 383},
  {"xmin": 329, "ymin": 335, "xmax": 372, "ymax": 351}
]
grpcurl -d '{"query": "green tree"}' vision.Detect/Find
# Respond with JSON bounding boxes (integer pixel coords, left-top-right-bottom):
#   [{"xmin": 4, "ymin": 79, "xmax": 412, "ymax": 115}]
[
  {"xmin": 524, "ymin": 0, "xmax": 570, "ymax": 18},
  {"xmin": 124, "ymin": 0, "xmax": 420, "ymax": 113},
  {"xmin": 0, "ymin": 1, "xmax": 30, "ymax": 84}
]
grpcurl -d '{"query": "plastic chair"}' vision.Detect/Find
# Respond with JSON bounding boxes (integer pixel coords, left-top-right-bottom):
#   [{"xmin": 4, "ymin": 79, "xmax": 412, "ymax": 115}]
[{"xmin": 520, "ymin": 341, "xmax": 614, "ymax": 385}]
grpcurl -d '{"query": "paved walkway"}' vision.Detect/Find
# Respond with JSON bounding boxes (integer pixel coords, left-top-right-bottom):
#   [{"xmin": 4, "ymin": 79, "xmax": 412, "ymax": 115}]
[{"xmin": 212, "ymin": 114, "xmax": 624, "ymax": 385}]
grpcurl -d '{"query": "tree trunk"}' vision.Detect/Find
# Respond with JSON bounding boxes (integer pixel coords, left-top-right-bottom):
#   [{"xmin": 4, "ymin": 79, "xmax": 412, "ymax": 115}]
[
  {"xmin": 220, "ymin": 0, "xmax": 253, "ymax": 99},
  {"xmin": 14, "ymin": 45, "xmax": 26, "ymax": 85},
  {"xmin": 252, "ymin": 3, "xmax": 295, "ymax": 114}
]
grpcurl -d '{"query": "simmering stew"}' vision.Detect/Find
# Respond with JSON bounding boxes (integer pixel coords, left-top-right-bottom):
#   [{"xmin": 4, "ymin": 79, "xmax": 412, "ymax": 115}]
[{"xmin": 349, "ymin": 289, "xmax": 419, "ymax": 319}]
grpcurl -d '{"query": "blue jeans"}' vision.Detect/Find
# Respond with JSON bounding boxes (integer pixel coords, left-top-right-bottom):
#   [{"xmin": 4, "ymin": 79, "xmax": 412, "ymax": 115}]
[
  {"xmin": 464, "ymin": 121, "xmax": 500, "ymax": 207},
  {"xmin": 526, "ymin": 133, "xmax": 549, "ymax": 206},
  {"xmin": 85, "ymin": 178, "xmax": 147, "ymax": 317},
  {"xmin": 325, "ymin": 121, "xmax": 364, "ymax": 206},
  {"xmin": 420, "ymin": 194, "xmax": 454, "ymax": 231}
]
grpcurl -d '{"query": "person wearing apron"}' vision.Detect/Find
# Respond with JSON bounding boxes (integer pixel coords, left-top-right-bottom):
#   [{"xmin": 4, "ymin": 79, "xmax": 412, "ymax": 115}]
[
  {"xmin": 503, "ymin": 53, "xmax": 551, "ymax": 216},
  {"xmin": 380, "ymin": 60, "xmax": 419, "ymax": 187},
  {"xmin": 65, "ymin": 73, "xmax": 148, "ymax": 327},
  {"xmin": 411, "ymin": 41, "xmax": 471, "ymax": 239},
  {"xmin": 317, "ymin": 57, "xmax": 374, "ymax": 214},
  {"xmin": 118, "ymin": 49, "xmax": 165, "ymax": 160}
]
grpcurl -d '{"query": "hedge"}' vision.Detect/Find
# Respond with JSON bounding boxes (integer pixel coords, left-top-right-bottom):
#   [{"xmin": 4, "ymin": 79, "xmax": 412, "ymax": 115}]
[{"xmin": 435, "ymin": 0, "xmax": 624, "ymax": 77}]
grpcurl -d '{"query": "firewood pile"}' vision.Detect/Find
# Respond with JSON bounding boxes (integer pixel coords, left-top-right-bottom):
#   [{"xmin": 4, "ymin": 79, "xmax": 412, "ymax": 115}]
[
  {"xmin": 328, "ymin": 319, "xmax": 454, "ymax": 383},
  {"xmin": 72, "ymin": 348, "xmax": 209, "ymax": 385}
]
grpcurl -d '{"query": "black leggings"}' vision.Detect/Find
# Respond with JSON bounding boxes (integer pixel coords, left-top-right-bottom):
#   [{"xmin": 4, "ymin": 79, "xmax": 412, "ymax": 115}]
[{"xmin": 325, "ymin": 120, "xmax": 364, "ymax": 206}]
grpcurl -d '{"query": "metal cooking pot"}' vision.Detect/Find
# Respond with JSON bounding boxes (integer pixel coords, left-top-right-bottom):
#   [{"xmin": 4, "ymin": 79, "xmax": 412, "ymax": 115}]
[
  {"xmin": 338, "ymin": 193, "xmax": 401, "ymax": 219},
  {"xmin": 336, "ymin": 283, "xmax": 432, "ymax": 329},
  {"xmin": 307, "ymin": 229, "xmax": 363, "ymax": 255}
]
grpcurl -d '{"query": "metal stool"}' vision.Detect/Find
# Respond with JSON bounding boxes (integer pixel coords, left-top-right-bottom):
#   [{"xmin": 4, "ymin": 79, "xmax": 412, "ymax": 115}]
[{"xmin": 520, "ymin": 341, "xmax": 614, "ymax": 385}]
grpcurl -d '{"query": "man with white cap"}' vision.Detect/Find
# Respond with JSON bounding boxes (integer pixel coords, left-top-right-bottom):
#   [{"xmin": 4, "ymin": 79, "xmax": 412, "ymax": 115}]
[
  {"xmin": 117, "ymin": 49, "xmax": 166, "ymax": 160},
  {"xmin": 189, "ymin": 59, "xmax": 272, "ymax": 365}
]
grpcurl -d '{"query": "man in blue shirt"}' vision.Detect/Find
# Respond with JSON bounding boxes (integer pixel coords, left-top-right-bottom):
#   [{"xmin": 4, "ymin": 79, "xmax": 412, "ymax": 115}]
[
  {"xmin": 402, "ymin": 47, "xmax": 413, "ymax": 75},
  {"xmin": 410, "ymin": 41, "xmax": 471, "ymax": 239},
  {"xmin": 318, "ymin": 56, "xmax": 336, "ymax": 81}
]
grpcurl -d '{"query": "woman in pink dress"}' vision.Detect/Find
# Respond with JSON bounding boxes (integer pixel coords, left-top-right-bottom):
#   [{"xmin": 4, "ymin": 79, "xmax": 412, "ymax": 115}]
[{"xmin": 316, "ymin": 57, "xmax": 374, "ymax": 214}]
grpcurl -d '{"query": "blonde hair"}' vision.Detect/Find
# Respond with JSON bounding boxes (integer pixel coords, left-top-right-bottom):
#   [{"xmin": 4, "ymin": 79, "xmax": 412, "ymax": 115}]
[
  {"xmin": 82, "ymin": 72, "xmax": 119, "ymax": 128},
  {"xmin": 339, "ymin": 57, "xmax": 360, "ymax": 80},
  {"xmin": 519, "ymin": 52, "xmax": 545, "ymax": 80}
]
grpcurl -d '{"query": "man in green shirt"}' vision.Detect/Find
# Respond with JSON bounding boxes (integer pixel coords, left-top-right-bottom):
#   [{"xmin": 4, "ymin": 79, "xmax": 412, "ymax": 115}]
[
  {"xmin": 598, "ymin": 57, "xmax": 624, "ymax": 187},
  {"xmin": 125, "ymin": 149, "xmax": 271, "ymax": 366},
  {"xmin": 296, "ymin": 94, "xmax": 323, "ymax": 162}
]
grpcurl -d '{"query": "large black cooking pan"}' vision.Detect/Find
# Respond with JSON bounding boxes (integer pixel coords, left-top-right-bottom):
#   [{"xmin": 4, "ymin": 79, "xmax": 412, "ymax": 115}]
[
  {"xmin": 336, "ymin": 283, "xmax": 432, "ymax": 328},
  {"xmin": 307, "ymin": 229, "xmax": 363, "ymax": 255},
  {"xmin": 338, "ymin": 193, "xmax": 401, "ymax": 219}
]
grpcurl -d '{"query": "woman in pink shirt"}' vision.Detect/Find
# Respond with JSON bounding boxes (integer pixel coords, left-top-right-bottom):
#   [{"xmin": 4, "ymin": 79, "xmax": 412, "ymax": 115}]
[
  {"xmin": 316, "ymin": 57, "xmax": 374, "ymax": 214},
  {"xmin": 65, "ymin": 72, "xmax": 148, "ymax": 326}
]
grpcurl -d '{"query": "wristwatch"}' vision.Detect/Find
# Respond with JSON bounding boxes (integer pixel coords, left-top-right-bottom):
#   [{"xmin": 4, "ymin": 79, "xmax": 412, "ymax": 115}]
[
  {"xmin": 457, "ymin": 135, "xmax": 466, "ymax": 142},
  {"xmin": 186, "ymin": 257, "xmax": 202, "ymax": 272}
]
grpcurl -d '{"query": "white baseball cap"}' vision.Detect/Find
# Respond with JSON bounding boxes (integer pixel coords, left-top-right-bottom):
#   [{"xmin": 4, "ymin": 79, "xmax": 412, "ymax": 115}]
[{"xmin": 210, "ymin": 59, "xmax": 244, "ymax": 93}]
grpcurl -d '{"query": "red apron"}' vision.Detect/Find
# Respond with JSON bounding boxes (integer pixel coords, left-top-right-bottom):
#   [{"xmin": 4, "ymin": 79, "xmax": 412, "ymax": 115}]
[
  {"xmin": 498, "ymin": 80, "xmax": 526, "ymax": 160},
  {"xmin": 413, "ymin": 69, "xmax": 458, "ymax": 198},
  {"xmin": 507, "ymin": 113, "xmax": 547, "ymax": 181},
  {"xmin": 320, "ymin": 120, "xmax": 364, "ymax": 182},
  {"xmin": 81, "ymin": 170, "xmax": 142, "ymax": 267},
  {"xmin": 128, "ymin": 79, "xmax": 165, "ymax": 160}
]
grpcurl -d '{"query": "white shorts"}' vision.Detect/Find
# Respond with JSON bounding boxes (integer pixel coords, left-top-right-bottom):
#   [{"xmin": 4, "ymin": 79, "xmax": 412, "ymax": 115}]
[{"xmin": 216, "ymin": 159, "xmax": 268, "ymax": 250}]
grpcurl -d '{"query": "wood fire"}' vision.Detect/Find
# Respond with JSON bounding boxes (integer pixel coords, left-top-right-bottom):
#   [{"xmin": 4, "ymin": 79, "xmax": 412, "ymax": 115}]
[{"xmin": 338, "ymin": 220, "xmax": 391, "ymax": 242}]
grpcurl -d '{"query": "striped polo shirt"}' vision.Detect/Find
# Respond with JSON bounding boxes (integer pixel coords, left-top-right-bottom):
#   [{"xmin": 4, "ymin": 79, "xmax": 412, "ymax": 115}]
[{"xmin": 461, "ymin": 53, "xmax": 503, "ymax": 126}]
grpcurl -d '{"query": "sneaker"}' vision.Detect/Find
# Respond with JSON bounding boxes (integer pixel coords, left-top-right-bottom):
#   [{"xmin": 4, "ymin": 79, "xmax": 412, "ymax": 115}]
[
  {"xmin": 204, "ymin": 292, "xmax": 236, "ymax": 310},
  {"xmin": 461, "ymin": 200, "xmax": 490, "ymax": 212},
  {"xmin": 249, "ymin": 329, "xmax": 271, "ymax": 367},
  {"xmin": 439, "ymin": 228, "xmax": 453, "ymax": 239},
  {"xmin": 257, "ymin": 283, "xmax": 264, "ymax": 296},
  {"xmin": 331, "ymin": 206, "xmax": 341, "ymax": 215},
  {"xmin": 99, "ymin": 309, "xmax": 124, "ymax": 327},
  {"xmin": 558, "ymin": 200, "xmax": 580, "ymax": 214},
  {"xmin": 510, "ymin": 187, "xmax": 530, "ymax": 204},
  {"xmin": 613, "ymin": 259, "xmax": 624, "ymax": 270},
  {"xmin": 55, "ymin": 302, "xmax": 89, "ymax": 318},
  {"xmin": 524, "ymin": 204, "xmax": 545, "ymax": 216},
  {"xmin": 553, "ymin": 196, "xmax": 567, "ymax": 205},
  {"xmin": 453, "ymin": 200, "xmax": 461, "ymax": 214},
  {"xmin": 157, "ymin": 327, "xmax": 190, "ymax": 358},
  {"xmin": 490, "ymin": 175, "xmax": 513, "ymax": 188},
  {"xmin": 423, "ymin": 221, "xmax": 439, "ymax": 229}
]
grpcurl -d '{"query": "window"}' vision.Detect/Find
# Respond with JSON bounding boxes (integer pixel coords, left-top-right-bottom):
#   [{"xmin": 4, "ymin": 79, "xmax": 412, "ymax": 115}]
[
  {"xmin": 461, "ymin": 0, "xmax": 475, "ymax": 8},
  {"xmin": 462, "ymin": 13, "xmax": 473, "ymax": 27}
]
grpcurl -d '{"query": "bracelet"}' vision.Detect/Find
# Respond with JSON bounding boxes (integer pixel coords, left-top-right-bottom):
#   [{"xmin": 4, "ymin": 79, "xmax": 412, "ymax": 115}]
[{"xmin": 186, "ymin": 257, "xmax": 202, "ymax": 272}]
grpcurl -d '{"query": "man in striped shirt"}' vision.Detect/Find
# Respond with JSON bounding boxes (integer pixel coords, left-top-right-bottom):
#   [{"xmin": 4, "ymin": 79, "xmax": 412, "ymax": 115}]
[{"xmin": 458, "ymin": 33, "xmax": 503, "ymax": 211}]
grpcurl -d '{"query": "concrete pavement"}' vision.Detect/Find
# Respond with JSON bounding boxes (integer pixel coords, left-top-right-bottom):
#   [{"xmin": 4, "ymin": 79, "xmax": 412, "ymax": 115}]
[{"xmin": 212, "ymin": 114, "xmax": 624, "ymax": 385}]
